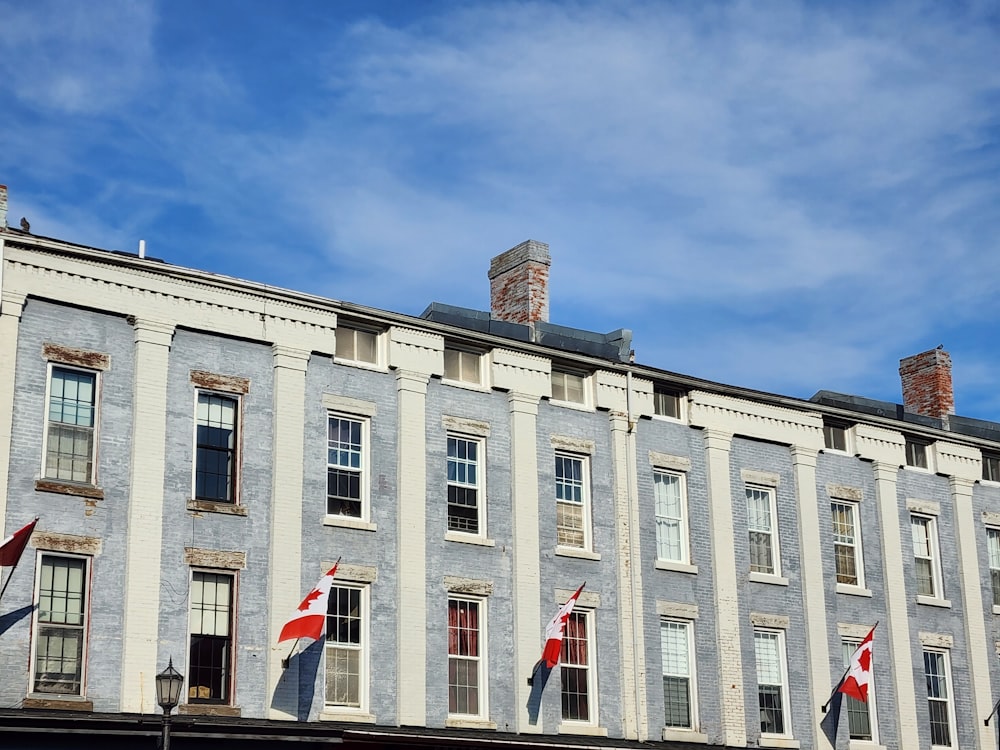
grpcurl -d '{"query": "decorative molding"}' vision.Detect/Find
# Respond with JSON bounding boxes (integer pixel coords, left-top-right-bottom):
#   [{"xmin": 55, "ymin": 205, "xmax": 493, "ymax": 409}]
[
  {"xmin": 854, "ymin": 423, "xmax": 906, "ymax": 464},
  {"xmin": 550, "ymin": 435, "xmax": 596, "ymax": 455},
  {"xmin": 323, "ymin": 393, "xmax": 377, "ymax": 417},
  {"xmin": 190, "ymin": 369, "xmax": 250, "ymax": 394},
  {"xmin": 750, "ymin": 612, "xmax": 790, "ymax": 629},
  {"xmin": 444, "ymin": 576, "xmax": 494, "ymax": 596},
  {"xmin": 42, "ymin": 343, "xmax": 110, "ymax": 370},
  {"xmin": 688, "ymin": 390, "xmax": 823, "ymax": 448},
  {"xmin": 187, "ymin": 499, "xmax": 248, "ymax": 517},
  {"xmin": 936, "ymin": 440, "xmax": 982, "ymax": 481},
  {"xmin": 490, "ymin": 348, "xmax": 549, "ymax": 397},
  {"xmin": 827, "ymin": 484, "xmax": 863, "ymax": 502},
  {"xmin": 907, "ymin": 498, "xmax": 940, "ymax": 516},
  {"xmin": 837, "ymin": 622, "xmax": 874, "ymax": 639},
  {"xmin": 34, "ymin": 479, "xmax": 103, "ymax": 500},
  {"xmin": 442, "ymin": 414, "xmax": 490, "ymax": 437},
  {"xmin": 649, "ymin": 451, "xmax": 692, "ymax": 472},
  {"xmin": 594, "ymin": 370, "xmax": 628, "ymax": 412},
  {"xmin": 919, "ymin": 631, "xmax": 954, "ymax": 649},
  {"xmin": 983, "ymin": 511, "xmax": 1000, "ymax": 527},
  {"xmin": 555, "ymin": 589, "xmax": 601, "ymax": 608},
  {"xmin": 389, "ymin": 326, "xmax": 442, "ymax": 374},
  {"xmin": 656, "ymin": 601, "xmax": 699, "ymax": 620},
  {"xmin": 31, "ymin": 531, "xmax": 102, "ymax": 556},
  {"xmin": 183, "ymin": 548, "xmax": 246, "ymax": 569},
  {"xmin": 741, "ymin": 469, "xmax": 780, "ymax": 487},
  {"xmin": 325, "ymin": 563, "xmax": 377, "ymax": 583}
]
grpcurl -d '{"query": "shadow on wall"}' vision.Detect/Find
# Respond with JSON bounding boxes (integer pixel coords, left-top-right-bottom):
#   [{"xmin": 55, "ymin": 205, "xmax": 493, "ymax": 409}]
[
  {"xmin": 269, "ymin": 638, "xmax": 323, "ymax": 721},
  {"xmin": 0, "ymin": 604, "xmax": 34, "ymax": 637}
]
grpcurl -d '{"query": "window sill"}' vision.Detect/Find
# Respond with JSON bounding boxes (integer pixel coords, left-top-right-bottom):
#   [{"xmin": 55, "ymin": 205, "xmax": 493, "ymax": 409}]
[
  {"xmin": 334, "ymin": 358, "xmax": 387, "ymax": 374},
  {"xmin": 548, "ymin": 399, "xmax": 593, "ymax": 412},
  {"xmin": 319, "ymin": 709, "xmax": 376, "ymax": 723},
  {"xmin": 903, "ymin": 464, "xmax": 933, "ymax": 474},
  {"xmin": 446, "ymin": 717, "xmax": 497, "ymax": 730},
  {"xmin": 323, "ymin": 515, "xmax": 377, "ymax": 532},
  {"xmin": 759, "ymin": 737, "xmax": 800, "ymax": 749},
  {"xmin": 848, "ymin": 742, "xmax": 886, "ymax": 750},
  {"xmin": 34, "ymin": 479, "xmax": 103, "ymax": 500},
  {"xmin": 663, "ymin": 728, "xmax": 708, "ymax": 743},
  {"xmin": 651, "ymin": 414, "xmax": 686, "ymax": 425},
  {"xmin": 917, "ymin": 595, "xmax": 951, "ymax": 608},
  {"xmin": 993, "ymin": 604, "xmax": 1000, "ymax": 615},
  {"xmin": 187, "ymin": 499, "xmax": 247, "ymax": 516},
  {"xmin": 655, "ymin": 560, "xmax": 698, "ymax": 574},
  {"xmin": 555, "ymin": 546, "xmax": 601, "ymax": 561},
  {"xmin": 748, "ymin": 572, "xmax": 789, "ymax": 586},
  {"xmin": 445, "ymin": 531, "xmax": 496, "ymax": 547},
  {"xmin": 441, "ymin": 378, "xmax": 491, "ymax": 393},
  {"xmin": 23, "ymin": 696, "xmax": 93, "ymax": 711},
  {"xmin": 559, "ymin": 723, "xmax": 608, "ymax": 737},
  {"xmin": 836, "ymin": 583, "xmax": 873, "ymax": 597},
  {"xmin": 180, "ymin": 703, "xmax": 241, "ymax": 717}
]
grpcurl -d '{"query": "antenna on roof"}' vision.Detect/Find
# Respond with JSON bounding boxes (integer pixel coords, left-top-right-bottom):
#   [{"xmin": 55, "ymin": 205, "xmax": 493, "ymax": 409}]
[{"xmin": 139, "ymin": 239, "xmax": 146, "ymax": 259}]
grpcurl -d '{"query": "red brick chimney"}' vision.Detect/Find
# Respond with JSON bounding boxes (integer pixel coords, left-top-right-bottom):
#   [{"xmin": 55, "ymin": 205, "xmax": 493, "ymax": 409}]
[
  {"xmin": 899, "ymin": 347, "xmax": 954, "ymax": 418},
  {"xmin": 488, "ymin": 240, "xmax": 551, "ymax": 324}
]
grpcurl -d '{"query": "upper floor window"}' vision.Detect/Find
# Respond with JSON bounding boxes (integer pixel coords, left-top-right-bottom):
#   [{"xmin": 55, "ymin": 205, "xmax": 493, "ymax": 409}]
[
  {"xmin": 746, "ymin": 486, "xmax": 780, "ymax": 576},
  {"xmin": 444, "ymin": 347, "xmax": 483, "ymax": 385},
  {"xmin": 905, "ymin": 438, "xmax": 929, "ymax": 469},
  {"xmin": 551, "ymin": 370, "xmax": 586, "ymax": 405},
  {"xmin": 32, "ymin": 554, "xmax": 89, "ymax": 696},
  {"xmin": 555, "ymin": 453, "xmax": 590, "ymax": 550},
  {"xmin": 654, "ymin": 470, "xmax": 689, "ymax": 564},
  {"xmin": 754, "ymin": 629, "xmax": 790, "ymax": 737},
  {"xmin": 447, "ymin": 435, "xmax": 483, "ymax": 535},
  {"xmin": 923, "ymin": 649, "xmax": 955, "ymax": 747},
  {"xmin": 832, "ymin": 501, "xmax": 864, "ymax": 588},
  {"xmin": 987, "ymin": 528, "xmax": 1000, "ymax": 607},
  {"xmin": 195, "ymin": 393, "xmax": 239, "ymax": 503},
  {"xmin": 653, "ymin": 387, "xmax": 682, "ymax": 419},
  {"xmin": 336, "ymin": 327, "xmax": 379, "ymax": 365},
  {"xmin": 823, "ymin": 420, "xmax": 849, "ymax": 452},
  {"xmin": 44, "ymin": 366, "xmax": 98, "ymax": 484},
  {"xmin": 842, "ymin": 638, "xmax": 876, "ymax": 742},
  {"xmin": 911, "ymin": 514, "xmax": 942, "ymax": 599},
  {"xmin": 448, "ymin": 597, "xmax": 486, "ymax": 718},
  {"xmin": 188, "ymin": 571, "xmax": 234, "ymax": 704},
  {"xmin": 984, "ymin": 453, "xmax": 1000, "ymax": 483},
  {"xmin": 327, "ymin": 414, "xmax": 367, "ymax": 519},
  {"xmin": 326, "ymin": 584, "xmax": 366, "ymax": 709},
  {"xmin": 661, "ymin": 619, "xmax": 696, "ymax": 730},
  {"xmin": 561, "ymin": 610, "xmax": 596, "ymax": 724}
]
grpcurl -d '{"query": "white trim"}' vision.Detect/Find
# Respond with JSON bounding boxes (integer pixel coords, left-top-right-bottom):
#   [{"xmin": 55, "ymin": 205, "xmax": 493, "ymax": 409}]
[
  {"xmin": 550, "ymin": 369, "xmax": 592, "ymax": 409},
  {"xmin": 442, "ymin": 347, "xmax": 489, "ymax": 389},
  {"xmin": 446, "ymin": 433, "xmax": 487, "ymax": 539},
  {"xmin": 334, "ymin": 325, "xmax": 384, "ymax": 370},
  {"xmin": 559, "ymin": 608, "xmax": 599, "ymax": 729},
  {"xmin": 840, "ymin": 635, "xmax": 880, "ymax": 745},
  {"xmin": 446, "ymin": 594, "xmax": 489, "ymax": 721},
  {"xmin": 660, "ymin": 618, "xmax": 699, "ymax": 732},
  {"xmin": 831, "ymin": 499, "xmax": 866, "ymax": 590},
  {"xmin": 326, "ymin": 411, "xmax": 371, "ymax": 523},
  {"xmin": 910, "ymin": 513, "xmax": 944, "ymax": 600},
  {"xmin": 753, "ymin": 628, "xmax": 793, "ymax": 740},
  {"xmin": 653, "ymin": 469, "xmax": 690, "ymax": 566},
  {"xmin": 746, "ymin": 485, "xmax": 781, "ymax": 578},
  {"xmin": 554, "ymin": 451, "xmax": 593, "ymax": 553},
  {"xmin": 322, "ymin": 393, "xmax": 377, "ymax": 418},
  {"xmin": 921, "ymin": 647, "xmax": 957, "ymax": 749},
  {"xmin": 41, "ymin": 362, "xmax": 101, "ymax": 486},
  {"xmin": 324, "ymin": 582, "xmax": 370, "ymax": 714}
]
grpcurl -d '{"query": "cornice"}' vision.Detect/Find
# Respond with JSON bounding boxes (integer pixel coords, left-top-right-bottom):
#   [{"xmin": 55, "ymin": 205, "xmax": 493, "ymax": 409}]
[{"xmin": 689, "ymin": 390, "xmax": 823, "ymax": 449}]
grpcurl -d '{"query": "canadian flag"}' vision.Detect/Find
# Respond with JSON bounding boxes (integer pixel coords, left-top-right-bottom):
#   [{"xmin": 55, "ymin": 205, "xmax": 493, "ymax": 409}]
[
  {"xmin": 278, "ymin": 562, "xmax": 339, "ymax": 643},
  {"xmin": 839, "ymin": 624, "xmax": 876, "ymax": 702},
  {"xmin": 540, "ymin": 582, "xmax": 585, "ymax": 667},
  {"xmin": 0, "ymin": 518, "xmax": 38, "ymax": 567}
]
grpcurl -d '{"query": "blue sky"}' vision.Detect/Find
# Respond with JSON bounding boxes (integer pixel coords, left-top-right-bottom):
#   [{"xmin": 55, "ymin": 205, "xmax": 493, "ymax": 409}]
[{"xmin": 2, "ymin": 1, "xmax": 999, "ymax": 419}]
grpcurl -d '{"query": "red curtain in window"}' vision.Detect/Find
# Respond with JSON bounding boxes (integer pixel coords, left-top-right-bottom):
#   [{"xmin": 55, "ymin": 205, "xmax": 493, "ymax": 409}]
[
  {"xmin": 448, "ymin": 600, "xmax": 479, "ymax": 657},
  {"xmin": 561, "ymin": 612, "xmax": 588, "ymax": 665}
]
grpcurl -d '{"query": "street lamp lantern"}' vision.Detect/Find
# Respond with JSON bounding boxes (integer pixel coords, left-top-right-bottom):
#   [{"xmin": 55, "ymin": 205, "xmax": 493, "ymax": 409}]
[{"xmin": 155, "ymin": 658, "xmax": 184, "ymax": 750}]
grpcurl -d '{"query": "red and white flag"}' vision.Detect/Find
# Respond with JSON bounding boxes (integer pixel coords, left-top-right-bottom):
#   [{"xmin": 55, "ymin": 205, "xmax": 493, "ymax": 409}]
[
  {"xmin": 278, "ymin": 562, "xmax": 339, "ymax": 643},
  {"xmin": 0, "ymin": 518, "xmax": 38, "ymax": 567},
  {"xmin": 839, "ymin": 624, "xmax": 876, "ymax": 702},
  {"xmin": 539, "ymin": 583, "xmax": 585, "ymax": 668}
]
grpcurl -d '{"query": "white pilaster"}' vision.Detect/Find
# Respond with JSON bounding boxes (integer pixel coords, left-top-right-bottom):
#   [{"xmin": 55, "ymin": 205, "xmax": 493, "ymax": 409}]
[{"xmin": 0, "ymin": 290, "xmax": 25, "ymax": 535}]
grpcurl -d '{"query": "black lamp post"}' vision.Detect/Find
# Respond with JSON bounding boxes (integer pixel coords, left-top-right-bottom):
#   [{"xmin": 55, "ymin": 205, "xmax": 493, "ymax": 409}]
[{"xmin": 155, "ymin": 658, "xmax": 184, "ymax": 750}]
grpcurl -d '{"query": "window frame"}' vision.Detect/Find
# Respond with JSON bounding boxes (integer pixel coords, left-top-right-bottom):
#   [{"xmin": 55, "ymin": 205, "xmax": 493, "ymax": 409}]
[
  {"xmin": 443, "ymin": 346, "xmax": 485, "ymax": 387},
  {"xmin": 754, "ymin": 628, "xmax": 791, "ymax": 739},
  {"xmin": 746, "ymin": 485, "xmax": 781, "ymax": 577},
  {"xmin": 554, "ymin": 452, "xmax": 592, "ymax": 551},
  {"xmin": 335, "ymin": 326, "xmax": 381, "ymax": 367},
  {"xmin": 987, "ymin": 527, "xmax": 1000, "ymax": 608},
  {"xmin": 447, "ymin": 595, "xmax": 488, "ymax": 719},
  {"xmin": 653, "ymin": 469, "xmax": 689, "ymax": 564},
  {"xmin": 831, "ymin": 500, "xmax": 865, "ymax": 589},
  {"xmin": 984, "ymin": 453, "xmax": 1000, "ymax": 483},
  {"xmin": 186, "ymin": 569, "xmax": 236, "ymax": 705},
  {"xmin": 326, "ymin": 412, "xmax": 370, "ymax": 521},
  {"xmin": 905, "ymin": 438, "xmax": 930, "ymax": 470},
  {"xmin": 652, "ymin": 387, "xmax": 683, "ymax": 421},
  {"xmin": 660, "ymin": 618, "xmax": 697, "ymax": 731},
  {"xmin": 841, "ymin": 637, "xmax": 878, "ymax": 743},
  {"xmin": 29, "ymin": 552, "xmax": 91, "ymax": 698},
  {"xmin": 551, "ymin": 369, "xmax": 589, "ymax": 407},
  {"xmin": 324, "ymin": 583, "xmax": 369, "ymax": 713},
  {"xmin": 923, "ymin": 648, "xmax": 956, "ymax": 748},
  {"xmin": 822, "ymin": 419, "xmax": 850, "ymax": 452},
  {"xmin": 41, "ymin": 363, "xmax": 100, "ymax": 486},
  {"xmin": 447, "ymin": 434, "xmax": 486, "ymax": 537},
  {"xmin": 911, "ymin": 513, "xmax": 944, "ymax": 600},
  {"xmin": 192, "ymin": 390, "xmax": 242, "ymax": 504},
  {"xmin": 560, "ymin": 608, "xmax": 597, "ymax": 726}
]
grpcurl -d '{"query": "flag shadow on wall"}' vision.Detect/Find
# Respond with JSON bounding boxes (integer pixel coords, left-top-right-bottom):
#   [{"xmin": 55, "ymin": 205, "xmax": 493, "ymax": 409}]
[
  {"xmin": 0, "ymin": 604, "xmax": 34, "ymax": 637},
  {"xmin": 820, "ymin": 690, "xmax": 844, "ymax": 746},
  {"xmin": 268, "ymin": 638, "xmax": 323, "ymax": 721}
]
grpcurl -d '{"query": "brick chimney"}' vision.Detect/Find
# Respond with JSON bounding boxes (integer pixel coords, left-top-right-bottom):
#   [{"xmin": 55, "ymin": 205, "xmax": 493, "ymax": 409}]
[
  {"xmin": 0, "ymin": 185, "xmax": 7, "ymax": 229},
  {"xmin": 488, "ymin": 240, "xmax": 551, "ymax": 324},
  {"xmin": 899, "ymin": 347, "xmax": 954, "ymax": 419}
]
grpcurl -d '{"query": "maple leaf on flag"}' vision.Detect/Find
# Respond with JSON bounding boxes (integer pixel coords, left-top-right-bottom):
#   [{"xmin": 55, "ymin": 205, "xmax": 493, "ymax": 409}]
[{"xmin": 298, "ymin": 588, "xmax": 321, "ymax": 611}]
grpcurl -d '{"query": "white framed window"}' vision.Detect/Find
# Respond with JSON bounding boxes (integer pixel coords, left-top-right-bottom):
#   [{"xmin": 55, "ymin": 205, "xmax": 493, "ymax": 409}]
[
  {"xmin": 653, "ymin": 387, "xmax": 682, "ymax": 419},
  {"xmin": 194, "ymin": 392, "xmax": 240, "ymax": 503},
  {"xmin": 327, "ymin": 414, "xmax": 368, "ymax": 519},
  {"xmin": 31, "ymin": 553, "xmax": 90, "ymax": 696},
  {"xmin": 984, "ymin": 453, "xmax": 1000, "ymax": 483},
  {"xmin": 447, "ymin": 435, "xmax": 484, "ymax": 535},
  {"xmin": 555, "ymin": 453, "xmax": 591, "ymax": 550},
  {"xmin": 448, "ymin": 597, "xmax": 487, "ymax": 718},
  {"xmin": 841, "ymin": 638, "xmax": 877, "ymax": 742},
  {"xmin": 746, "ymin": 486, "xmax": 780, "ymax": 576},
  {"xmin": 551, "ymin": 370, "xmax": 587, "ymax": 405},
  {"xmin": 326, "ymin": 584, "xmax": 367, "ymax": 710},
  {"xmin": 832, "ymin": 501, "xmax": 864, "ymax": 587},
  {"xmin": 188, "ymin": 571, "xmax": 235, "ymax": 704},
  {"xmin": 823, "ymin": 420, "xmax": 849, "ymax": 452},
  {"xmin": 335, "ymin": 326, "xmax": 379, "ymax": 366},
  {"xmin": 905, "ymin": 438, "xmax": 929, "ymax": 469},
  {"xmin": 654, "ymin": 470, "xmax": 688, "ymax": 563},
  {"xmin": 661, "ymin": 619, "xmax": 697, "ymax": 730},
  {"xmin": 43, "ymin": 365, "xmax": 99, "ymax": 484},
  {"xmin": 923, "ymin": 649, "xmax": 955, "ymax": 747},
  {"xmin": 988, "ymin": 528, "xmax": 1000, "ymax": 607},
  {"xmin": 754, "ymin": 629, "xmax": 790, "ymax": 737},
  {"xmin": 561, "ymin": 609, "xmax": 596, "ymax": 724},
  {"xmin": 443, "ymin": 347, "xmax": 483, "ymax": 385},
  {"xmin": 911, "ymin": 514, "xmax": 943, "ymax": 599}
]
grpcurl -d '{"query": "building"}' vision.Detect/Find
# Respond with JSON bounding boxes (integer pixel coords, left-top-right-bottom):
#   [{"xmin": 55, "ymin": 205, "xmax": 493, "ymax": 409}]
[{"xmin": 1, "ymin": 183, "xmax": 999, "ymax": 750}]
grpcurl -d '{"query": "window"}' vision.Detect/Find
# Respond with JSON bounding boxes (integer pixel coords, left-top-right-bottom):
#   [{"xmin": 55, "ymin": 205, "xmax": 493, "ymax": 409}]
[
  {"xmin": 448, "ymin": 436, "xmax": 483, "ymax": 534},
  {"xmin": 552, "ymin": 370, "xmax": 586, "ymax": 404},
  {"xmin": 905, "ymin": 438, "xmax": 929, "ymax": 469},
  {"xmin": 653, "ymin": 387, "xmax": 681, "ymax": 419},
  {"xmin": 988, "ymin": 528, "xmax": 1000, "ymax": 607},
  {"xmin": 32, "ymin": 554, "xmax": 89, "ymax": 695},
  {"xmin": 923, "ymin": 649, "xmax": 955, "ymax": 747},
  {"xmin": 44, "ymin": 366, "xmax": 98, "ymax": 483},
  {"xmin": 444, "ymin": 348, "xmax": 482, "ymax": 385},
  {"xmin": 555, "ymin": 453, "xmax": 590, "ymax": 549},
  {"xmin": 336, "ymin": 327, "xmax": 378, "ymax": 365},
  {"xmin": 832, "ymin": 501, "xmax": 864, "ymax": 587},
  {"xmin": 661, "ymin": 620, "xmax": 695, "ymax": 729},
  {"xmin": 754, "ymin": 629, "xmax": 789, "ymax": 737},
  {"xmin": 561, "ymin": 610, "xmax": 595, "ymax": 723},
  {"xmin": 841, "ymin": 639, "xmax": 875, "ymax": 741},
  {"xmin": 327, "ymin": 415, "xmax": 366, "ymax": 518},
  {"xmin": 326, "ymin": 585, "xmax": 365, "ymax": 708},
  {"xmin": 911, "ymin": 514, "xmax": 942, "ymax": 598},
  {"xmin": 188, "ymin": 571, "xmax": 234, "ymax": 704},
  {"xmin": 746, "ymin": 486, "xmax": 779, "ymax": 576},
  {"xmin": 823, "ymin": 420, "xmax": 848, "ymax": 452},
  {"xmin": 195, "ymin": 393, "xmax": 239, "ymax": 502},
  {"xmin": 448, "ymin": 597, "xmax": 485, "ymax": 717},
  {"xmin": 654, "ymin": 470, "xmax": 688, "ymax": 563},
  {"xmin": 984, "ymin": 453, "xmax": 1000, "ymax": 482}
]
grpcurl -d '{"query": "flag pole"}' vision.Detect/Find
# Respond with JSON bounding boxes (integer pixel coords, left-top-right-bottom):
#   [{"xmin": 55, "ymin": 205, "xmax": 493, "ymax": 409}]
[
  {"xmin": 821, "ymin": 621, "xmax": 878, "ymax": 714},
  {"xmin": 0, "ymin": 517, "xmax": 39, "ymax": 605}
]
